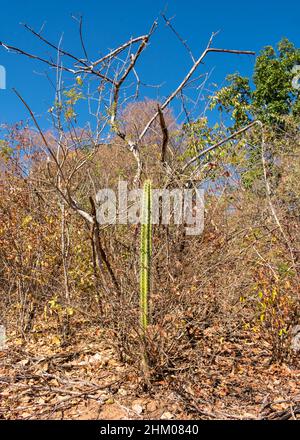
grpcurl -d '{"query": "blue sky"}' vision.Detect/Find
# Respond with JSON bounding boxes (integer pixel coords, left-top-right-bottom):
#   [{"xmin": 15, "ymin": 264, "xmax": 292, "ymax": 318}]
[{"xmin": 0, "ymin": 0, "xmax": 299, "ymax": 128}]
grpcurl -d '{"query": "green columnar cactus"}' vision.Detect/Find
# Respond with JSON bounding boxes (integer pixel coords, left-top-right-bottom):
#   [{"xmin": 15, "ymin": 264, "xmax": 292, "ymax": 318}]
[{"xmin": 140, "ymin": 180, "xmax": 152, "ymax": 333}]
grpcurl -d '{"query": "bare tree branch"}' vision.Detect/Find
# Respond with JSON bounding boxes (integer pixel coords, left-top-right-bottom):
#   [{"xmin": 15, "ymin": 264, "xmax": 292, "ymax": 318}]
[
  {"xmin": 139, "ymin": 34, "xmax": 255, "ymax": 142},
  {"xmin": 157, "ymin": 104, "xmax": 169, "ymax": 164},
  {"xmin": 162, "ymin": 13, "xmax": 196, "ymax": 63},
  {"xmin": 91, "ymin": 35, "xmax": 151, "ymax": 68},
  {"xmin": 182, "ymin": 120, "xmax": 259, "ymax": 173},
  {"xmin": 0, "ymin": 39, "xmax": 114, "ymax": 83},
  {"xmin": 89, "ymin": 196, "xmax": 120, "ymax": 293},
  {"xmin": 77, "ymin": 15, "xmax": 89, "ymax": 60},
  {"xmin": 0, "ymin": 41, "xmax": 76, "ymax": 74},
  {"xmin": 22, "ymin": 23, "xmax": 88, "ymax": 65}
]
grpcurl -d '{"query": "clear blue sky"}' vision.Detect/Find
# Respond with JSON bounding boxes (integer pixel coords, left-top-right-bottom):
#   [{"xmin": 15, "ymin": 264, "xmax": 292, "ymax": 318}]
[{"xmin": 0, "ymin": 0, "xmax": 299, "ymax": 127}]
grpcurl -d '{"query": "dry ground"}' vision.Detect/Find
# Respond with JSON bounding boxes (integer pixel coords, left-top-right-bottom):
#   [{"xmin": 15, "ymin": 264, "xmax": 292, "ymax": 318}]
[{"xmin": 0, "ymin": 321, "xmax": 299, "ymax": 420}]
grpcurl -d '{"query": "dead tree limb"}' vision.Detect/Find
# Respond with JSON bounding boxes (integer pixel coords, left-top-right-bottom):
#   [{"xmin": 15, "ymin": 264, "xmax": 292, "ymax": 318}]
[
  {"xmin": 139, "ymin": 33, "xmax": 255, "ymax": 142},
  {"xmin": 182, "ymin": 120, "xmax": 259, "ymax": 172},
  {"xmin": 89, "ymin": 197, "xmax": 120, "ymax": 294},
  {"xmin": 157, "ymin": 104, "xmax": 169, "ymax": 164}
]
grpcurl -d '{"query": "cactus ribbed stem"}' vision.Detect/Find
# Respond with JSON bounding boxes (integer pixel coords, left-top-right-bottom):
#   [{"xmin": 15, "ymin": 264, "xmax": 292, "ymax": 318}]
[{"xmin": 140, "ymin": 180, "xmax": 152, "ymax": 333}]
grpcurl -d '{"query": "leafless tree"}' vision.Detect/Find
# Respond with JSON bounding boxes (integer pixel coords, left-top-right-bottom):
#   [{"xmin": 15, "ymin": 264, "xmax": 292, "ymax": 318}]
[{"xmin": 0, "ymin": 15, "xmax": 257, "ymax": 295}]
